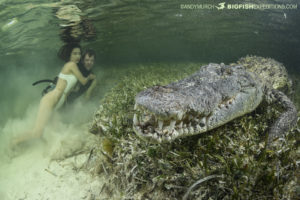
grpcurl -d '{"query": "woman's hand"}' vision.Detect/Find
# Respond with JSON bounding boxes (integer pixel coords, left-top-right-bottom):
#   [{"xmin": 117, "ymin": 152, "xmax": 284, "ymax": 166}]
[{"xmin": 88, "ymin": 74, "xmax": 96, "ymax": 80}]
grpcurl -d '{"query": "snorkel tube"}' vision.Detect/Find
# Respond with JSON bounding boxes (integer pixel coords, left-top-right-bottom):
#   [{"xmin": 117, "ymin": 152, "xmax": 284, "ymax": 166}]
[
  {"xmin": 32, "ymin": 79, "xmax": 56, "ymax": 86},
  {"xmin": 32, "ymin": 77, "xmax": 58, "ymax": 96}
]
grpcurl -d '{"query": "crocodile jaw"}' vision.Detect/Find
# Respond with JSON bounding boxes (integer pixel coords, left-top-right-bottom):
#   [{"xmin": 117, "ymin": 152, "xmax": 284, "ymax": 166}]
[
  {"xmin": 133, "ymin": 86, "xmax": 263, "ymax": 143},
  {"xmin": 133, "ymin": 99, "xmax": 231, "ymax": 142},
  {"xmin": 133, "ymin": 106, "xmax": 208, "ymax": 142}
]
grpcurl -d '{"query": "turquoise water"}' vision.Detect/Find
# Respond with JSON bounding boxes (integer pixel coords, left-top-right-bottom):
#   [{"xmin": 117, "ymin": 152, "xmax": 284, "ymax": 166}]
[{"xmin": 0, "ymin": 0, "xmax": 299, "ymax": 64}]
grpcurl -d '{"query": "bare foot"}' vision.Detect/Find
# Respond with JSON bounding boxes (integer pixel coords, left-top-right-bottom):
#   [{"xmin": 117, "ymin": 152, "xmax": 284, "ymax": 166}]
[
  {"xmin": 9, "ymin": 132, "xmax": 46, "ymax": 158},
  {"xmin": 9, "ymin": 130, "xmax": 37, "ymax": 151},
  {"xmin": 10, "ymin": 132, "xmax": 28, "ymax": 149},
  {"xmin": 8, "ymin": 138, "xmax": 25, "ymax": 158}
]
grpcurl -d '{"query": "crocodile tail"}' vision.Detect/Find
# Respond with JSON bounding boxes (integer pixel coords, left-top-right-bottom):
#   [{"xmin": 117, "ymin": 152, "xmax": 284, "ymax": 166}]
[{"xmin": 266, "ymin": 88, "xmax": 298, "ymax": 143}]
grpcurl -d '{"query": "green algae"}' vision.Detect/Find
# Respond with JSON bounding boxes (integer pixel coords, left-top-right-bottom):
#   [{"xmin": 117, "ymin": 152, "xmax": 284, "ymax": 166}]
[{"xmin": 89, "ymin": 62, "xmax": 299, "ymax": 200}]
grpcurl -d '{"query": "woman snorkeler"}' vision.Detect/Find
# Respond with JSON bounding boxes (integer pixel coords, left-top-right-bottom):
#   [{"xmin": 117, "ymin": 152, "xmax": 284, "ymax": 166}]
[{"xmin": 12, "ymin": 43, "xmax": 96, "ymax": 147}]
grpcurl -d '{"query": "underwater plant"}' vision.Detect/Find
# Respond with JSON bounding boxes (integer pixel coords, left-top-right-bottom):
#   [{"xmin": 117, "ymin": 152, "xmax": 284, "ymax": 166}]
[{"xmin": 88, "ymin": 62, "xmax": 299, "ymax": 200}]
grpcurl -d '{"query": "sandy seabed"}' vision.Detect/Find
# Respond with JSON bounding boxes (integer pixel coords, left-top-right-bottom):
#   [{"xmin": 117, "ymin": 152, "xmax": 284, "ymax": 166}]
[{"xmin": 0, "ymin": 104, "xmax": 104, "ymax": 200}]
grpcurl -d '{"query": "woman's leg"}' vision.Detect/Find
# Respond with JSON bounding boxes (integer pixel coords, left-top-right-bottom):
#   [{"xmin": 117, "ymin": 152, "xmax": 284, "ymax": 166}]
[
  {"xmin": 12, "ymin": 90, "xmax": 62, "ymax": 146},
  {"xmin": 32, "ymin": 93, "xmax": 57, "ymax": 137}
]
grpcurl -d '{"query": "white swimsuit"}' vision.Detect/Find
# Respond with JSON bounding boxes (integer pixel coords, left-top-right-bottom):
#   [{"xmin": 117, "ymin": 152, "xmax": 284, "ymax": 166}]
[{"xmin": 55, "ymin": 73, "xmax": 77, "ymax": 109}]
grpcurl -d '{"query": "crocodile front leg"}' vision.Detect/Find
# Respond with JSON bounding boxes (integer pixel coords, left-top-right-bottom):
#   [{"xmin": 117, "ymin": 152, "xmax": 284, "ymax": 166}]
[{"xmin": 266, "ymin": 88, "xmax": 298, "ymax": 143}]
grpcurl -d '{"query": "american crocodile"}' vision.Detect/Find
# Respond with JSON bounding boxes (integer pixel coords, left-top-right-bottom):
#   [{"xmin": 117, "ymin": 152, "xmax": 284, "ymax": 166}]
[{"xmin": 133, "ymin": 56, "xmax": 297, "ymax": 144}]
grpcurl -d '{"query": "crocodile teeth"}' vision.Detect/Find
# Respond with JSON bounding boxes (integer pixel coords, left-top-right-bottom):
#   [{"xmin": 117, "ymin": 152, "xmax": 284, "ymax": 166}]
[
  {"xmin": 178, "ymin": 121, "xmax": 183, "ymax": 128},
  {"xmin": 178, "ymin": 128, "xmax": 183, "ymax": 135},
  {"xmin": 170, "ymin": 120, "xmax": 176, "ymax": 130},
  {"xmin": 195, "ymin": 118, "xmax": 207, "ymax": 132},
  {"xmin": 142, "ymin": 114, "xmax": 151, "ymax": 122},
  {"xmin": 135, "ymin": 126, "xmax": 142, "ymax": 135},
  {"xmin": 158, "ymin": 137, "xmax": 162, "ymax": 143},
  {"xmin": 133, "ymin": 114, "xmax": 138, "ymax": 125},
  {"xmin": 173, "ymin": 130, "xmax": 179, "ymax": 137},
  {"xmin": 183, "ymin": 128, "xmax": 189, "ymax": 134},
  {"xmin": 158, "ymin": 120, "xmax": 163, "ymax": 130},
  {"xmin": 163, "ymin": 128, "xmax": 168, "ymax": 134},
  {"xmin": 196, "ymin": 125, "xmax": 201, "ymax": 132},
  {"xmin": 200, "ymin": 118, "xmax": 207, "ymax": 128},
  {"xmin": 189, "ymin": 126, "xmax": 194, "ymax": 134},
  {"xmin": 177, "ymin": 112, "xmax": 184, "ymax": 120}
]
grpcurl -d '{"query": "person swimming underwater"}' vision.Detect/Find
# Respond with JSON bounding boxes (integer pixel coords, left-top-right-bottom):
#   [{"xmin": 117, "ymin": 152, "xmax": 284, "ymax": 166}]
[
  {"xmin": 12, "ymin": 43, "xmax": 96, "ymax": 147},
  {"xmin": 32, "ymin": 48, "xmax": 97, "ymax": 109},
  {"xmin": 65, "ymin": 48, "xmax": 97, "ymax": 105}
]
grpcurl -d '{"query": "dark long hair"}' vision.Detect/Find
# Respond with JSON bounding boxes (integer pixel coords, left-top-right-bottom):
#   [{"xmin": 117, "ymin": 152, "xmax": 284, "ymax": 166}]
[{"xmin": 58, "ymin": 43, "xmax": 81, "ymax": 62}]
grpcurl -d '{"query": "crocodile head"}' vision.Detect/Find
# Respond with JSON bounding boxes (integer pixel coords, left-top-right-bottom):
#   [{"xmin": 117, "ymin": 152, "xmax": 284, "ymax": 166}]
[{"xmin": 133, "ymin": 63, "xmax": 263, "ymax": 142}]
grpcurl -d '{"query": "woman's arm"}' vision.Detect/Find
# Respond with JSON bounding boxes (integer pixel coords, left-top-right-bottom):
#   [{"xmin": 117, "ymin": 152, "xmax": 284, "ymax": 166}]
[
  {"xmin": 67, "ymin": 62, "xmax": 95, "ymax": 85},
  {"xmin": 85, "ymin": 78, "xmax": 97, "ymax": 100}
]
